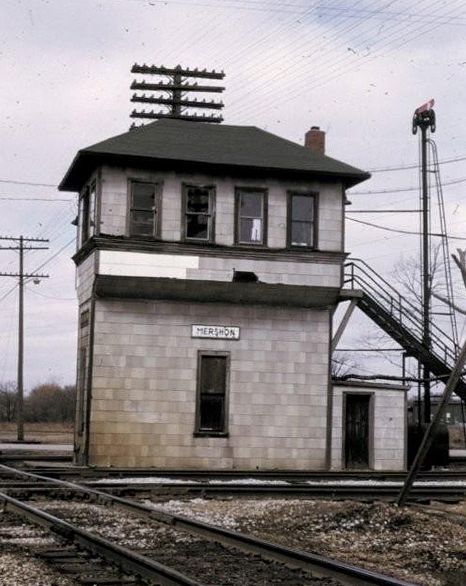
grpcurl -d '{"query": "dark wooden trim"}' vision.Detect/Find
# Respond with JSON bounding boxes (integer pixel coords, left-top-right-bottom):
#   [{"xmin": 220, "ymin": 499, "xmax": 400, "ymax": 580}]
[
  {"xmin": 60, "ymin": 151, "xmax": 369, "ymax": 192},
  {"xmin": 127, "ymin": 178, "xmax": 163, "ymax": 239},
  {"xmin": 234, "ymin": 186, "xmax": 268, "ymax": 247},
  {"xmin": 193, "ymin": 432, "xmax": 229, "ymax": 438},
  {"xmin": 286, "ymin": 190, "xmax": 319, "ymax": 250},
  {"xmin": 82, "ymin": 282, "xmax": 97, "ymax": 466},
  {"xmin": 325, "ymin": 309, "xmax": 333, "ymax": 470},
  {"xmin": 333, "ymin": 380, "xmax": 408, "ymax": 391},
  {"xmin": 342, "ymin": 391, "xmax": 374, "ymax": 471},
  {"xmin": 95, "ymin": 168, "xmax": 102, "ymax": 237},
  {"xmin": 94, "ymin": 274, "xmax": 341, "ymax": 309},
  {"xmin": 181, "ymin": 183, "xmax": 216, "ymax": 244},
  {"xmin": 73, "ymin": 235, "xmax": 348, "ymax": 267},
  {"xmin": 194, "ymin": 350, "xmax": 230, "ymax": 436}
]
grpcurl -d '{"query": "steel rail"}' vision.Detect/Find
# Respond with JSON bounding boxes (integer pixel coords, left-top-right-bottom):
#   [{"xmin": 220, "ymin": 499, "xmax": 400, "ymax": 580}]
[
  {"xmin": 0, "ymin": 490, "xmax": 203, "ymax": 586},
  {"xmin": 0, "ymin": 464, "xmax": 415, "ymax": 585},
  {"xmin": 2, "ymin": 479, "xmax": 466, "ymax": 499},
  {"xmin": 13, "ymin": 466, "xmax": 466, "ymax": 480}
]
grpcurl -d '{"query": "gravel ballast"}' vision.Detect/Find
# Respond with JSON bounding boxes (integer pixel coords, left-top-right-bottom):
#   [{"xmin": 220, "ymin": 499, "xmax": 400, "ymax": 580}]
[{"xmin": 155, "ymin": 497, "xmax": 466, "ymax": 586}]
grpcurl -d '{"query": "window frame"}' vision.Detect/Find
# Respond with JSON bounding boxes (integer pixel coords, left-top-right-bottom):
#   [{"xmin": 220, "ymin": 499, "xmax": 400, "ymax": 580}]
[
  {"xmin": 286, "ymin": 190, "xmax": 318, "ymax": 250},
  {"xmin": 78, "ymin": 180, "xmax": 97, "ymax": 247},
  {"xmin": 194, "ymin": 350, "xmax": 230, "ymax": 437},
  {"xmin": 76, "ymin": 347, "xmax": 87, "ymax": 436},
  {"xmin": 127, "ymin": 179, "xmax": 162, "ymax": 239},
  {"xmin": 182, "ymin": 183, "xmax": 216, "ymax": 243},
  {"xmin": 234, "ymin": 187, "xmax": 268, "ymax": 247},
  {"xmin": 80, "ymin": 185, "xmax": 90, "ymax": 246}
]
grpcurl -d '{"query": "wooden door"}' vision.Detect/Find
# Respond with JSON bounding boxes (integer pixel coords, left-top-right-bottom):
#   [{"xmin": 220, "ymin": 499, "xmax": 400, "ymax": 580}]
[{"xmin": 345, "ymin": 394, "xmax": 371, "ymax": 469}]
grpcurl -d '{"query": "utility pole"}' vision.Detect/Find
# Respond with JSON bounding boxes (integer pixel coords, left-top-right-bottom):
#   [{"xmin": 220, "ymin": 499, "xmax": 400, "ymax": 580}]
[
  {"xmin": 0, "ymin": 235, "xmax": 49, "ymax": 441},
  {"xmin": 130, "ymin": 63, "xmax": 225, "ymax": 125},
  {"xmin": 398, "ymin": 337, "xmax": 466, "ymax": 506},
  {"xmin": 412, "ymin": 99, "xmax": 436, "ymax": 424}
]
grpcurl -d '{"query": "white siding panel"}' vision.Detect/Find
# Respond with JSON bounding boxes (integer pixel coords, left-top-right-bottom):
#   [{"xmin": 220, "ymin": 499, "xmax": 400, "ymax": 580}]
[{"xmin": 99, "ymin": 251, "xmax": 200, "ymax": 279}]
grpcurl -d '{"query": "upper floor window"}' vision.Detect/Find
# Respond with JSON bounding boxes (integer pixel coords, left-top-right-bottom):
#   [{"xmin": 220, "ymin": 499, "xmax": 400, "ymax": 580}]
[
  {"xmin": 129, "ymin": 181, "xmax": 161, "ymax": 237},
  {"xmin": 235, "ymin": 188, "xmax": 267, "ymax": 246},
  {"xmin": 183, "ymin": 185, "xmax": 215, "ymax": 242},
  {"xmin": 79, "ymin": 181, "xmax": 96, "ymax": 247},
  {"xmin": 287, "ymin": 192, "xmax": 317, "ymax": 248}
]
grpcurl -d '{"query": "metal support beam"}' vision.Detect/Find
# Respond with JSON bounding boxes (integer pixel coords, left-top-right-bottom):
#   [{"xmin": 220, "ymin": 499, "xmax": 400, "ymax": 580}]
[
  {"xmin": 331, "ymin": 299, "xmax": 358, "ymax": 353},
  {"xmin": 397, "ymin": 338, "xmax": 466, "ymax": 506}
]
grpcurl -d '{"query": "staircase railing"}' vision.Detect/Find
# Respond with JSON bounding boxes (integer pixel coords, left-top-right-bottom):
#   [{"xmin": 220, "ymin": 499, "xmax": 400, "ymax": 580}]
[{"xmin": 344, "ymin": 258, "xmax": 459, "ymax": 369}]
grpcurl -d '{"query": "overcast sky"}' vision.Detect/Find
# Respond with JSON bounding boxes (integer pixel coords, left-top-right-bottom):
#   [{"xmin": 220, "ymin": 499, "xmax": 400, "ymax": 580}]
[{"xmin": 1, "ymin": 0, "xmax": 466, "ymax": 389}]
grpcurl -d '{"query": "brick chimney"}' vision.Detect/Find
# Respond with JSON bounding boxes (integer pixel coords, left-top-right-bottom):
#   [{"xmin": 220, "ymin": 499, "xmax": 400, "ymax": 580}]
[{"xmin": 304, "ymin": 126, "xmax": 325, "ymax": 155}]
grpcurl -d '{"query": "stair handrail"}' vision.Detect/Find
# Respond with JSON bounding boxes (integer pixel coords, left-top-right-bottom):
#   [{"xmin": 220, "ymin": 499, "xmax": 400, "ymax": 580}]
[{"xmin": 344, "ymin": 258, "xmax": 458, "ymax": 366}]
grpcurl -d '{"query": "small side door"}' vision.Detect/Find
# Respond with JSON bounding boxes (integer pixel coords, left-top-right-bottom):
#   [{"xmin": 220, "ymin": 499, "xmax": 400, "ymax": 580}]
[{"xmin": 344, "ymin": 393, "xmax": 372, "ymax": 469}]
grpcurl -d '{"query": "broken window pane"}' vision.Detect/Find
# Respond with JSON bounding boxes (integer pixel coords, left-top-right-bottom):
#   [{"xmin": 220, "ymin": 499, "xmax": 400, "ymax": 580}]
[
  {"xmin": 185, "ymin": 186, "xmax": 214, "ymax": 241},
  {"xmin": 186, "ymin": 190, "xmax": 209, "ymax": 213},
  {"xmin": 186, "ymin": 214, "xmax": 208, "ymax": 240}
]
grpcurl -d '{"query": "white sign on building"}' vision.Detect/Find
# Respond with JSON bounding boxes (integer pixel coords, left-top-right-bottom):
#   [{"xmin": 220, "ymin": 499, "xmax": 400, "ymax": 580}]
[{"xmin": 191, "ymin": 324, "xmax": 240, "ymax": 340}]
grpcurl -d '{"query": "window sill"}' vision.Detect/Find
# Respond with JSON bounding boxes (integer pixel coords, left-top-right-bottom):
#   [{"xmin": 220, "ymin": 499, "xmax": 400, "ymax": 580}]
[
  {"xmin": 234, "ymin": 242, "xmax": 268, "ymax": 249},
  {"xmin": 193, "ymin": 431, "xmax": 229, "ymax": 438},
  {"xmin": 287, "ymin": 245, "xmax": 318, "ymax": 251}
]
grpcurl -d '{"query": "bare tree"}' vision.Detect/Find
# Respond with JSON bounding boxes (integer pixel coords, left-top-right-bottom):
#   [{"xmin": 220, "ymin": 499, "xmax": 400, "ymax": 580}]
[
  {"xmin": 331, "ymin": 351, "xmax": 360, "ymax": 378},
  {"xmin": 25, "ymin": 383, "xmax": 76, "ymax": 423},
  {"xmin": 0, "ymin": 381, "xmax": 17, "ymax": 422}
]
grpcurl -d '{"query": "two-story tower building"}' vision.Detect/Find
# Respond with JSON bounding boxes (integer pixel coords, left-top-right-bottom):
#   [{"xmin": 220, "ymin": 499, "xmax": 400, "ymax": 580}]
[{"xmin": 60, "ymin": 119, "xmax": 378, "ymax": 469}]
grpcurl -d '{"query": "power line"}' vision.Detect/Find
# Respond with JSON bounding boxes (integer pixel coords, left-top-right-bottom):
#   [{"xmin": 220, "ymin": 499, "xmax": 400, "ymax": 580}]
[
  {"xmin": 0, "ymin": 196, "xmax": 73, "ymax": 202},
  {"xmin": 348, "ymin": 209, "xmax": 421, "ymax": 214},
  {"xmin": 349, "ymin": 175, "xmax": 466, "ymax": 195},
  {"xmin": 0, "ymin": 284, "xmax": 17, "ymax": 304},
  {"xmin": 114, "ymin": 0, "xmax": 466, "ymax": 24},
  {"xmin": 231, "ymin": 0, "xmax": 465, "ymax": 120},
  {"xmin": 369, "ymin": 154, "xmax": 466, "ymax": 173},
  {"xmin": 31, "ymin": 237, "xmax": 76, "ymax": 274},
  {"xmin": 0, "ymin": 236, "xmax": 50, "ymax": 442},
  {"xmin": 25, "ymin": 286, "xmax": 76, "ymax": 302},
  {"xmin": 347, "ymin": 216, "xmax": 466, "ymax": 240},
  {"xmin": 0, "ymin": 178, "xmax": 56, "ymax": 188}
]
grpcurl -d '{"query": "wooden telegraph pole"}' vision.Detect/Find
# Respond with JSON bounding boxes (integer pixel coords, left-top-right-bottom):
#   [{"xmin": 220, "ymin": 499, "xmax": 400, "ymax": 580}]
[
  {"xmin": 130, "ymin": 64, "xmax": 225, "ymax": 125},
  {"xmin": 0, "ymin": 235, "xmax": 49, "ymax": 441}
]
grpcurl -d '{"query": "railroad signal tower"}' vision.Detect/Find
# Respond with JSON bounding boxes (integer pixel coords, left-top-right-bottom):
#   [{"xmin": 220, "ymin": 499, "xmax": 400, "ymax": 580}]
[
  {"xmin": 412, "ymin": 99, "xmax": 436, "ymax": 425},
  {"xmin": 130, "ymin": 64, "xmax": 225, "ymax": 125}
]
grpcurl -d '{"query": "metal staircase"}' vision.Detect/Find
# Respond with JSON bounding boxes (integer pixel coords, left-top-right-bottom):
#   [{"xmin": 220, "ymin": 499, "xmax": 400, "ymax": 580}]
[{"xmin": 343, "ymin": 258, "xmax": 466, "ymax": 400}]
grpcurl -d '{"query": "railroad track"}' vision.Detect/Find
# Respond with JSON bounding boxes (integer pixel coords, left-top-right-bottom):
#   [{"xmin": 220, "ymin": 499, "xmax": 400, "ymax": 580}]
[
  {"xmin": 0, "ymin": 463, "xmax": 415, "ymax": 585},
  {"xmin": 2, "ymin": 466, "xmax": 466, "ymax": 501},
  {"xmin": 15, "ymin": 465, "xmax": 466, "ymax": 481}
]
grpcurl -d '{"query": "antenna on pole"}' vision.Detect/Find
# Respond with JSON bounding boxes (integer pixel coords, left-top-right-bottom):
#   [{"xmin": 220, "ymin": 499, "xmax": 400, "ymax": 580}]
[
  {"xmin": 130, "ymin": 63, "xmax": 225, "ymax": 127},
  {"xmin": 412, "ymin": 98, "xmax": 436, "ymax": 428}
]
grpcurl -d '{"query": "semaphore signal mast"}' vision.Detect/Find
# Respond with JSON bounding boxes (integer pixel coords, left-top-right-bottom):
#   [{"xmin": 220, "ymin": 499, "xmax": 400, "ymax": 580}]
[
  {"xmin": 130, "ymin": 64, "xmax": 225, "ymax": 126},
  {"xmin": 412, "ymin": 98, "xmax": 436, "ymax": 425}
]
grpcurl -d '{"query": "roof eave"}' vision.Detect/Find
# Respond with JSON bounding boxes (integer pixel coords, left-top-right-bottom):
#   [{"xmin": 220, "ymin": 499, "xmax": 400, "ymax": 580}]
[{"xmin": 59, "ymin": 151, "xmax": 370, "ymax": 192}]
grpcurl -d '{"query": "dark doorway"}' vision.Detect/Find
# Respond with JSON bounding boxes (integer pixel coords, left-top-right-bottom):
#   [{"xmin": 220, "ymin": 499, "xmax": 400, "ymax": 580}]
[{"xmin": 345, "ymin": 394, "xmax": 371, "ymax": 469}]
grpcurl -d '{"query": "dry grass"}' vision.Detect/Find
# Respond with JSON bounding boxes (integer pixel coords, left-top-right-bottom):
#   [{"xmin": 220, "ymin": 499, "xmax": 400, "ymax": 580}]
[
  {"xmin": 0, "ymin": 422, "xmax": 73, "ymax": 443},
  {"xmin": 449, "ymin": 425, "xmax": 466, "ymax": 449}
]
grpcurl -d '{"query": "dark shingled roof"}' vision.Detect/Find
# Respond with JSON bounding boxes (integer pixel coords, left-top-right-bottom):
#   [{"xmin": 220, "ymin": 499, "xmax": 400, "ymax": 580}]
[{"xmin": 59, "ymin": 119, "xmax": 370, "ymax": 191}]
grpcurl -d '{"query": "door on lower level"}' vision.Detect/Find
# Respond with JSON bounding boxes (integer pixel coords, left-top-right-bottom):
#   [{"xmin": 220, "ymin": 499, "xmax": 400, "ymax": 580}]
[{"xmin": 345, "ymin": 394, "xmax": 371, "ymax": 469}]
